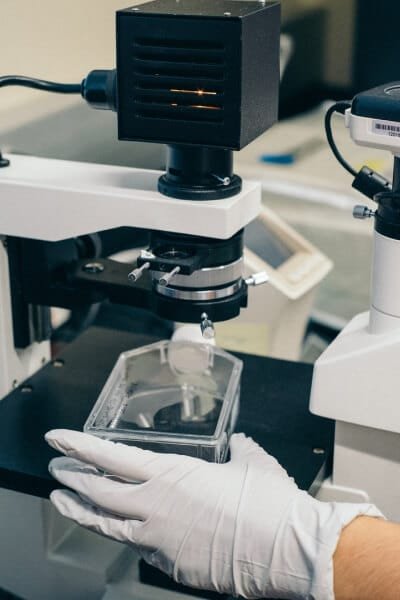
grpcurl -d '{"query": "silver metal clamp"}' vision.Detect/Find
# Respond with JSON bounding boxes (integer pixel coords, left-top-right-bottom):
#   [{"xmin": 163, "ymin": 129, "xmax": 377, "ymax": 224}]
[{"xmin": 353, "ymin": 205, "xmax": 376, "ymax": 220}]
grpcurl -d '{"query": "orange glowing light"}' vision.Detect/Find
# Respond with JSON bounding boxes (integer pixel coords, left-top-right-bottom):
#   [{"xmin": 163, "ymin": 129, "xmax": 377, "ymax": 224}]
[
  {"xmin": 190, "ymin": 104, "xmax": 221, "ymax": 110},
  {"xmin": 169, "ymin": 88, "xmax": 217, "ymax": 96}
]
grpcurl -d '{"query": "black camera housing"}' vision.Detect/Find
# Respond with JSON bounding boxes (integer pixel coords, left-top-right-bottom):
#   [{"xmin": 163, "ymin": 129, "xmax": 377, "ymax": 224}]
[
  {"xmin": 352, "ymin": 82, "xmax": 400, "ymax": 122},
  {"xmin": 116, "ymin": 0, "xmax": 280, "ymax": 150}
]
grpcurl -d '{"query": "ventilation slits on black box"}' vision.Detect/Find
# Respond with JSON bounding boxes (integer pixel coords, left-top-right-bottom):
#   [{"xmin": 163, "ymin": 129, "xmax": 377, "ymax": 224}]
[{"xmin": 133, "ymin": 38, "xmax": 225, "ymax": 123}]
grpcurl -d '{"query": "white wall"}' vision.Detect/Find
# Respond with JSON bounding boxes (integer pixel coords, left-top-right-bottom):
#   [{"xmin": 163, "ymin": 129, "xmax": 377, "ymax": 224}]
[{"xmin": 0, "ymin": 0, "xmax": 138, "ymax": 130}]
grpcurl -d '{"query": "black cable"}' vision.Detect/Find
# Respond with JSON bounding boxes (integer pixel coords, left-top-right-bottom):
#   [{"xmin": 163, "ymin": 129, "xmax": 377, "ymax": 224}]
[
  {"xmin": 325, "ymin": 101, "xmax": 357, "ymax": 177},
  {"xmin": 0, "ymin": 75, "xmax": 82, "ymax": 94},
  {"xmin": 325, "ymin": 100, "xmax": 392, "ymax": 199}
]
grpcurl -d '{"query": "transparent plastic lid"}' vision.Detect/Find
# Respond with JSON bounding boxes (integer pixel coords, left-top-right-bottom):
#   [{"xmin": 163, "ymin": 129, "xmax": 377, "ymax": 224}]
[{"xmin": 84, "ymin": 340, "xmax": 243, "ymax": 446}]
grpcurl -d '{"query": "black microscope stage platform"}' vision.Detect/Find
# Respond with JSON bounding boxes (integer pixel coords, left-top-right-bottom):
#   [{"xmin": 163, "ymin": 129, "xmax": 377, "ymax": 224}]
[{"xmin": 0, "ymin": 325, "xmax": 333, "ymax": 498}]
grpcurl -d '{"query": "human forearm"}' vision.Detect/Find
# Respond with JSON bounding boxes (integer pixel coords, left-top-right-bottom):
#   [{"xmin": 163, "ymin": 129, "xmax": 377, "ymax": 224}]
[{"xmin": 334, "ymin": 516, "xmax": 400, "ymax": 600}]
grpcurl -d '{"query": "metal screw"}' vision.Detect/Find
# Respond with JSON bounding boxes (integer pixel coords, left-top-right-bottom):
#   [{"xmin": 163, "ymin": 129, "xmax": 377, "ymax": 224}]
[
  {"xmin": 353, "ymin": 205, "xmax": 376, "ymax": 220},
  {"xmin": 53, "ymin": 359, "xmax": 65, "ymax": 368},
  {"xmin": 21, "ymin": 385, "xmax": 33, "ymax": 394},
  {"xmin": 212, "ymin": 174, "xmax": 231, "ymax": 186},
  {"xmin": 82, "ymin": 262, "xmax": 104, "ymax": 274},
  {"xmin": 128, "ymin": 261, "xmax": 150, "ymax": 283},
  {"xmin": 132, "ymin": 6, "xmax": 140, "ymax": 10},
  {"xmin": 12, "ymin": 380, "xmax": 18, "ymax": 389},
  {"xmin": 159, "ymin": 266, "xmax": 181, "ymax": 286},
  {"xmin": 224, "ymin": 11, "xmax": 231, "ymax": 16},
  {"xmin": 245, "ymin": 271, "xmax": 269, "ymax": 287},
  {"xmin": 200, "ymin": 313, "xmax": 215, "ymax": 339},
  {"xmin": 313, "ymin": 447, "xmax": 325, "ymax": 455}
]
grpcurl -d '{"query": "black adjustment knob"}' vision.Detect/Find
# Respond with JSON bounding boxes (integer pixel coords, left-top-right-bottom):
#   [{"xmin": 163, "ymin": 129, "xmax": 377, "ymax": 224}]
[
  {"xmin": 0, "ymin": 152, "xmax": 10, "ymax": 168},
  {"xmin": 375, "ymin": 192, "xmax": 400, "ymax": 239}
]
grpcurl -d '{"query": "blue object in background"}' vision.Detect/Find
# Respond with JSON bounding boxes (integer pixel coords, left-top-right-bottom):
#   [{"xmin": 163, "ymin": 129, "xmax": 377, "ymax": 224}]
[
  {"xmin": 260, "ymin": 152, "xmax": 296, "ymax": 165},
  {"xmin": 260, "ymin": 138, "xmax": 324, "ymax": 166}
]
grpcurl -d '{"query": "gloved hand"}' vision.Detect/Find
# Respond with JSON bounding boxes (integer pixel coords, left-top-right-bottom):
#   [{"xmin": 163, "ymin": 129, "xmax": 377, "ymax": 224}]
[{"xmin": 46, "ymin": 429, "xmax": 382, "ymax": 600}]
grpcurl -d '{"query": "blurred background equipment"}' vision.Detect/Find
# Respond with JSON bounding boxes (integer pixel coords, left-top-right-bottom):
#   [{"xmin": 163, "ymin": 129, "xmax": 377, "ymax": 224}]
[
  {"xmin": 352, "ymin": 0, "xmax": 400, "ymax": 92},
  {"xmin": 280, "ymin": 0, "xmax": 400, "ymax": 114},
  {"xmin": 216, "ymin": 207, "xmax": 332, "ymax": 359}
]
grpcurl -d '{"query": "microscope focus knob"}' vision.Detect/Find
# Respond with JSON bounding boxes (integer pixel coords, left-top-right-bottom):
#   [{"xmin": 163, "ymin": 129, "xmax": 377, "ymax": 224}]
[{"xmin": 353, "ymin": 205, "xmax": 376, "ymax": 220}]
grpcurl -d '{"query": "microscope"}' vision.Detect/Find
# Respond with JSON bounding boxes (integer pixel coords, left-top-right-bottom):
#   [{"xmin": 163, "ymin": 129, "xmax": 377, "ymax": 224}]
[
  {"xmin": 0, "ymin": 0, "xmax": 280, "ymax": 399},
  {"xmin": 311, "ymin": 83, "xmax": 400, "ymax": 522},
  {"xmin": 0, "ymin": 5, "xmax": 287, "ymax": 597},
  {"xmin": 2, "ymin": 2, "xmax": 399, "ymax": 598}
]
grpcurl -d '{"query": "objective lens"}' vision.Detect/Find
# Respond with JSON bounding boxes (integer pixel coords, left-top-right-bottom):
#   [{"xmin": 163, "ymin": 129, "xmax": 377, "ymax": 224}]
[{"xmin": 156, "ymin": 247, "xmax": 193, "ymax": 260}]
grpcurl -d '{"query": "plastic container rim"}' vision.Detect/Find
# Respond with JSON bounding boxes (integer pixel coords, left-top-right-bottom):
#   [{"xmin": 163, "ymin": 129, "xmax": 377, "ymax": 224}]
[{"xmin": 84, "ymin": 339, "xmax": 243, "ymax": 446}]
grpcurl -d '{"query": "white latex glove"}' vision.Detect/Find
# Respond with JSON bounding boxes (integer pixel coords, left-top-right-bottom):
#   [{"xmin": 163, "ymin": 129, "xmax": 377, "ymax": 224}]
[{"xmin": 46, "ymin": 430, "xmax": 382, "ymax": 600}]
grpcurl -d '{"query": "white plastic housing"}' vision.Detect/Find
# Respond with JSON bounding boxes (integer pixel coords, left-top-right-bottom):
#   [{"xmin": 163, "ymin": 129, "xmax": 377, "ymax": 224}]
[
  {"xmin": 311, "ymin": 229, "xmax": 400, "ymax": 429},
  {"xmin": 310, "ymin": 311, "xmax": 400, "ymax": 435},
  {"xmin": 370, "ymin": 231, "xmax": 400, "ymax": 334},
  {"xmin": 0, "ymin": 154, "xmax": 261, "ymax": 241},
  {"xmin": 346, "ymin": 108, "xmax": 400, "ymax": 154}
]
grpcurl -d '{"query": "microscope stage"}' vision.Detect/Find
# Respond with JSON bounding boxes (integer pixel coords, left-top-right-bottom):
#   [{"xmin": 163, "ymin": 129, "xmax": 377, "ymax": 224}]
[{"xmin": 0, "ymin": 326, "xmax": 333, "ymax": 498}]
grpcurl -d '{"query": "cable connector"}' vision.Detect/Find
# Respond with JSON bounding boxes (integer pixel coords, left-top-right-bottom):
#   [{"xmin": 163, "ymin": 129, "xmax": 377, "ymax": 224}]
[
  {"xmin": 81, "ymin": 70, "xmax": 117, "ymax": 111},
  {"xmin": 352, "ymin": 166, "xmax": 392, "ymax": 201}
]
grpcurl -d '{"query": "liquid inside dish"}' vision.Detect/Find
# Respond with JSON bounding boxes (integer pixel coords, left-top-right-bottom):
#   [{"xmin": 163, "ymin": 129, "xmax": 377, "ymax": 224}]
[{"xmin": 103, "ymin": 380, "xmax": 223, "ymax": 436}]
